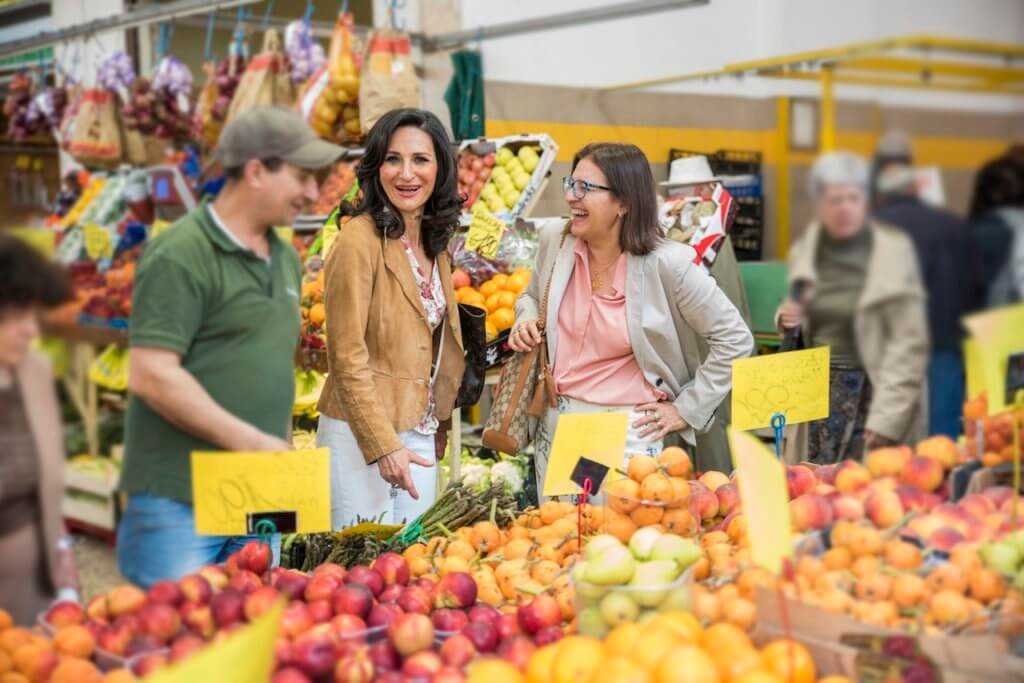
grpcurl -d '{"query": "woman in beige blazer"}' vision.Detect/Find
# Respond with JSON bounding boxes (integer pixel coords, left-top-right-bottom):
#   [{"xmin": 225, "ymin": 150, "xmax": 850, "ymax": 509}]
[
  {"xmin": 0, "ymin": 235, "xmax": 78, "ymax": 624},
  {"xmin": 777, "ymin": 152, "xmax": 929, "ymax": 464},
  {"xmin": 509, "ymin": 143, "xmax": 754, "ymax": 490}
]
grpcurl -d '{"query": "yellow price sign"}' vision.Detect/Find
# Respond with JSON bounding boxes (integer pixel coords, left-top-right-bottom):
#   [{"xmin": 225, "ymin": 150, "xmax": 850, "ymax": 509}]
[
  {"xmin": 82, "ymin": 223, "xmax": 113, "ymax": 261},
  {"xmin": 542, "ymin": 412, "xmax": 629, "ymax": 497},
  {"xmin": 731, "ymin": 346, "xmax": 830, "ymax": 431},
  {"xmin": 146, "ymin": 600, "xmax": 283, "ymax": 683},
  {"xmin": 728, "ymin": 427, "xmax": 793, "ymax": 574},
  {"xmin": 963, "ymin": 304, "xmax": 1024, "ymax": 416},
  {"xmin": 465, "ymin": 218, "xmax": 506, "ymax": 260},
  {"xmin": 191, "ymin": 449, "xmax": 332, "ymax": 536},
  {"xmin": 963, "ymin": 338, "xmax": 985, "ymax": 401}
]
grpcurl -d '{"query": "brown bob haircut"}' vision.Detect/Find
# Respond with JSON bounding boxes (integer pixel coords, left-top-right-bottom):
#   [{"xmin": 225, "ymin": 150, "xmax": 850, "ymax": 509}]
[{"xmin": 571, "ymin": 142, "xmax": 661, "ymax": 255}]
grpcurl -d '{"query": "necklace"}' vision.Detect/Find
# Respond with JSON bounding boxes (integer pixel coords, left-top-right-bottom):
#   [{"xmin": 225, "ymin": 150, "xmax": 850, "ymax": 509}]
[{"xmin": 589, "ymin": 254, "xmax": 620, "ymax": 291}]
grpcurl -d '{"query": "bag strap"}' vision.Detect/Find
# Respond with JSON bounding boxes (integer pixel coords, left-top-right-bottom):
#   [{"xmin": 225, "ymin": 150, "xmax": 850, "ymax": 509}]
[{"xmin": 537, "ymin": 231, "xmax": 568, "ymax": 332}]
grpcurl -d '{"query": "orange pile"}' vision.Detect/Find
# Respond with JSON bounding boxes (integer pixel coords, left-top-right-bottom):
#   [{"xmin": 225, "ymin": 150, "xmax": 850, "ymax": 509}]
[
  {"xmin": 455, "ymin": 268, "xmax": 531, "ymax": 341},
  {"xmin": 963, "ymin": 394, "xmax": 1024, "ymax": 467},
  {"xmin": 300, "ymin": 270, "xmax": 326, "ymax": 330}
]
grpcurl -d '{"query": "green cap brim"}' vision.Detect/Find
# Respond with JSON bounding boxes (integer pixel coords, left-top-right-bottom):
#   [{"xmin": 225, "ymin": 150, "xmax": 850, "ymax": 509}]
[{"xmin": 284, "ymin": 138, "xmax": 347, "ymax": 170}]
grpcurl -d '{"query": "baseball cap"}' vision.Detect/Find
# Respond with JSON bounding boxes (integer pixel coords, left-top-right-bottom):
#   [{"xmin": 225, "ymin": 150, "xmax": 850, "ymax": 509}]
[{"xmin": 216, "ymin": 106, "xmax": 345, "ymax": 170}]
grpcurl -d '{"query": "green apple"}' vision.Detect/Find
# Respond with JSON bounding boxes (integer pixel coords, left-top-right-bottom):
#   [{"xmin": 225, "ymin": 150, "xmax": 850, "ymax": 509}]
[
  {"xmin": 628, "ymin": 527, "xmax": 664, "ymax": 561},
  {"xmin": 491, "ymin": 166, "xmax": 511, "ymax": 182},
  {"xmin": 506, "ymin": 158, "xmax": 526, "ymax": 176},
  {"xmin": 495, "ymin": 147, "xmax": 514, "ymax": 166},
  {"xmin": 585, "ymin": 535, "xmax": 624, "ymax": 561},
  {"xmin": 512, "ymin": 171, "xmax": 531, "ymax": 191},
  {"xmin": 629, "ymin": 560, "xmax": 682, "ymax": 607},
  {"xmin": 650, "ymin": 535, "xmax": 702, "ymax": 569},
  {"xmin": 658, "ymin": 587, "xmax": 693, "ymax": 613},
  {"xmin": 480, "ymin": 183, "xmax": 498, "ymax": 201},
  {"xmin": 599, "ymin": 591, "xmax": 640, "ymax": 627},
  {"xmin": 980, "ymin": 540, "xmax": 1023, "ymax": 575},
  {"xmin": 583, "ymin": 546, "xmax": 636, "ymax": 585},
  {"xmin": 486, "ymin": 195, "xmax": 505, "ymax": 214},
  {"xmin": 501, "ymin": 189, "xmax": 520, "ymax": 208},
  {"xmin": 577, "ymin": 606, "xmax": 609, "ymax": 638},
  {"xmin": 520, "ymin": 150, "xmax": 540, "ymax": 173}
]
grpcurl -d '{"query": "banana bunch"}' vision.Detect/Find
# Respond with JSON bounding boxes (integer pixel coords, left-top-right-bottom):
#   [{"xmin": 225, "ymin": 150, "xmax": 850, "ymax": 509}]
[
  {"xmin": 88, "ymin": 344, "xmax": 129, "ymax": 391},
  {"xmin": 293, "ymin": 368, "xmax": 326, "ymax": 418}
]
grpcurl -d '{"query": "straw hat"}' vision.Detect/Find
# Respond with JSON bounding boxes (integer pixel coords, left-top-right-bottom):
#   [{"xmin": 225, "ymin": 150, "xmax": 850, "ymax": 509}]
[{"xmin": 660, "ymin": 155, "xmax": 721, "ymax": 187}]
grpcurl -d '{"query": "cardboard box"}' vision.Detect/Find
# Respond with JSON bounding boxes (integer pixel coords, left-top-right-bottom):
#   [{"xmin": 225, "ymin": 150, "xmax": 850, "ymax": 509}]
[{"xmin": 458, "ymin": 134, "xmax": 559, "ymax": 223}]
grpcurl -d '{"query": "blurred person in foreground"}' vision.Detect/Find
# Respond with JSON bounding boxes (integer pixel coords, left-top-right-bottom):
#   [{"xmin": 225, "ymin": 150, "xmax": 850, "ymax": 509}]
[
  {"xmin": 872, "ymin": 148, "xmax": 976, "ymax": 438},
  {"xmin": 0, "ymin": 236, "xmax": 79, "ymax": 623},
  {"xmin": 117, "ymin": 108, "xmax": 343, "ymax": 587},
  {"xmin": 777, "ymin": 152, "xmax": 929, "ymax": 463},
  {"xmin": 509, "ymin": 143, "xmax": 753, "ymax": 490},
  {"xmin": 969, "ymin": 153, "xmax": 1024, "ymax": 308}
]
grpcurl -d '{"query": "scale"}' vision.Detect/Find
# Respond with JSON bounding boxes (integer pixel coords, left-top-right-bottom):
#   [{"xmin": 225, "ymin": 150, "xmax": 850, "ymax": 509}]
[{"xmin": 147, "ymin": 165, "xmax": 198, "ymax": 222}]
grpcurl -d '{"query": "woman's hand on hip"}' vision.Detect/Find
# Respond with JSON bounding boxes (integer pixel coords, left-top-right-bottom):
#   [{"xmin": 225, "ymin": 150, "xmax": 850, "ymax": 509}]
[
  {"xmin": 377, "ymin": 447, "xmax": 433, "ymax": 500},
  {"xmin": 778, "ymin": 299, "xmax": 804, "ymax": 330},
  {"xmin": 634, "ymin": 402, "xmax": 689, "ymax": 440},
  {"xmin": 508, "ymin": 319, "xmax": 542, "ymax": 352}
]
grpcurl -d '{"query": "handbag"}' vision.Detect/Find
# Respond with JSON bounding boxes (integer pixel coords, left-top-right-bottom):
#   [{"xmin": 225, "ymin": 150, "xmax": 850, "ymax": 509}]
[
  {"xmin": 481, "ymin": 236, "xmax": 563, "ymax": 453},
  {"xmin": 455, "ymin": 302, "xmax": 486, "ymax": 408}
]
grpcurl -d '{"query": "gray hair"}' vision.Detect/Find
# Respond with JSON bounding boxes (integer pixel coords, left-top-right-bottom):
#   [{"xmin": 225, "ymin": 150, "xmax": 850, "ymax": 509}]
[{"xmin": 808, "ymin": 152, "xmax": 869, "ymax": 199}]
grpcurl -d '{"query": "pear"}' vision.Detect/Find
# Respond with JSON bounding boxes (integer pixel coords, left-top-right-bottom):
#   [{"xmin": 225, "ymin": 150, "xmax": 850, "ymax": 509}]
[
  {"xmin": 512, "ymin": 171, "xmax": 531, "ymax": 191},
  {"xmin": 585, "ymin": 534, "xmax": 624, "ymax": 561},
  {"xmin": 583, "ymin": 546, "xmax": 636, "ymax": 586},
  {"xmin": 658, "ymin": 587, "xmax": 693, "ymax": 613},
  {"xmin": 571, "ymin": 561, "xmax": 608, "ymax": 601},
  {"xmin": 628, "ymin": 527, "xmax": 664, "ymax": 561},
  {"xmin": 599, "ymin": 591, "xmax": 640, "ymax": 627},
  {"xmin": 650, "ymin": 535, "xmax": 702, "ymax": 569},
  {"xmin": 980, "ymin": 540, "xmax": 1023, "ymax": 576},
  {"xmin": 495, "ymin": 147, "xmax": 515, "ymax": 166},
  {"xmin": 521, "ymin": 153, "xmax": 539, "ymax": 173},
  {"xmin": 577, "ymin": 606, "xmax": 609, "ymax": 638},
  {"xmin": 628, "ymin": 560, "xmax": 682, "ymax": 607}
]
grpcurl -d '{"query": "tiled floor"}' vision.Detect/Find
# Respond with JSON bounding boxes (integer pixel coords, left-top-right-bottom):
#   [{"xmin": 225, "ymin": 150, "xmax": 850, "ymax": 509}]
[{"xmin": 72, "ymin": 533, "xmax": 124, "ymax": 600}]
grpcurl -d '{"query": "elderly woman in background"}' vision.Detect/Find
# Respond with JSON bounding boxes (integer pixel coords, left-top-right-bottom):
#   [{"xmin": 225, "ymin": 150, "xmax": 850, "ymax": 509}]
[
  {"xmin": 777, "ymin": 152, "xmax": 929, "ymax": 463},
  {"xmin": 0, "ymin": 235, "xmax": 79, "ymax": 623}
]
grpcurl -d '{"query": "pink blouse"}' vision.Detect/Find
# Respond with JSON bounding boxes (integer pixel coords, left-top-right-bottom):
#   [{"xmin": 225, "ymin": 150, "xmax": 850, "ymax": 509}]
[{"xmin": 552, "ymin": 240, "xmax": 664, "ymax": 406}]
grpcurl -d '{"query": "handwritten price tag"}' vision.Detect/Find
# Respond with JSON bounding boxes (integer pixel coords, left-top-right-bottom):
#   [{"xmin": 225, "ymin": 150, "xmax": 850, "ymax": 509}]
[
  {"xmin": 147, "ymin": 599, "xmax": 283, "ymax": 683},
  {"xmin": 543, "ymin": 412, "xmax": 629, "ymax": 497},
  {"xmin": 465, "ymin": 218, "xmax": 506, "ymax": 260},
  {"xmin": 728, "ymin": 427, "xmax": 793, "ymax": 574},
  {"xmin": 731, "ymin": 346, "xmax": 830, "ymax": 431},
  {"xmin": 82, "ymin": 223, "xmax": 113, "ymax": 261},
  {"xmin": 191, "ymin": 449, "xmax": 331, "ymax": 536}
]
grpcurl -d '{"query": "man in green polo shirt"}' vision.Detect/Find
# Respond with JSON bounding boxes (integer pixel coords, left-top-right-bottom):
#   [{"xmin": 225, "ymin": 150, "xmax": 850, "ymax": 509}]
[{"xmin": 116, "ymin": 108, "xmax": 343, "ymax": 587}]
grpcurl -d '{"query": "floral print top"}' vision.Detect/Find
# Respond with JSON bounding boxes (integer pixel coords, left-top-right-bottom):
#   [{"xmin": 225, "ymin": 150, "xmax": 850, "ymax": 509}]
[{"xmin": 399, "ymin": 235, "xmax": 446, "ymax": 435}]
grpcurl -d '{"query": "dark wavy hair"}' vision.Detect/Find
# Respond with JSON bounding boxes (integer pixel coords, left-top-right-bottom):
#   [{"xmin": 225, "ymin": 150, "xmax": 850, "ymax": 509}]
[
  {"xmin": 571, "ymin": 143, "xmax": 661, "ymax": 256},
  {"xmin": 969, "ymin": 154, "xmax": 1024, "ymax": 220},
  {"xmin": 0, "ymin": 234, "xmax": 72, "ymax": 314},
  {"xmin": 339, "ymin": 109, "xmax": 462, "ymax": 258}
]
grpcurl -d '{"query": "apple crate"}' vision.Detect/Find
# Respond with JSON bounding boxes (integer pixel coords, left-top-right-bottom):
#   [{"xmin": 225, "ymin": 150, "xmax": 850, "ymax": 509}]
[
  {"xmin": 458, "ymin": 134, "xmax": 558, "ymax": 223},
  {"xmin": 573, "ymin": 567, "xmax": 693, "ymax": 638}
]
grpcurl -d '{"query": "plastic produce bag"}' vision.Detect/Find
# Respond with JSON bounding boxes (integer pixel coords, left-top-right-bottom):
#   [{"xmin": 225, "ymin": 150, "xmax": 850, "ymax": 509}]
[
  {"xmin": 359, "ymin": 28, "xmax": 420, "ymax": 133},
  {"xmin": 298, "ymin": 12, "xmax": 360, "ymax": 142},
  {"xmin": 285, "ymin": 18, "xmax": 325, "ymax": 85},
  {"xmin": 226, "ymin": 29, "xmax": 295, "ymax": 124},
  {"xmin": 192, "ymin": 47, "xmax": 246, "ymax": 151},
  {"xmin": 88, "ymin": 345, "xmax": 129, "ymax": 391}
]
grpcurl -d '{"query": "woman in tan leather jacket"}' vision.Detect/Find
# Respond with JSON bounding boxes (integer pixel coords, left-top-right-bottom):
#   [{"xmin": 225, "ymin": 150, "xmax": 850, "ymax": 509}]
[{"xmin": 316, "ymin": 109, "xmax": 465, "ymax": 528}]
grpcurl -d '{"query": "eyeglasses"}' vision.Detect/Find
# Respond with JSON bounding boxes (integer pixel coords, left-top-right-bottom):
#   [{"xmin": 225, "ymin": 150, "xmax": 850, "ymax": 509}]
[{"xmin": 563, "ymin": 176, "xmax": 612, "ymax": 199}]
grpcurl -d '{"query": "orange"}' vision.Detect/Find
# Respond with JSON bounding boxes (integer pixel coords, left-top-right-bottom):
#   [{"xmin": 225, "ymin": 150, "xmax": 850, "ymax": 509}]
[
  {"xmin": 490, "ymin": 273, "xmax": 509, "ymax": 289},
  {"xmin": 639, "ymin": 473, "xmax": 674, "ymax": 504},
  {"xmin": 662, "ymin": 509, "xmax": 698, "ymax": 536},
  {"xmin": 693, "ymin": 588, "xmax": 722, "ymax": 623},
  {"xmin": 485, "ymin": 320, "xmax": 498, "ymax": 341},
  {"xmin": 599, "ymin": 657, "xmax": 652, "ymax": 683},
  {"xmin": 604, "ymin": 510, "xmax": 638, "ymax": 543},
  {"xmin": 892, "ymin": 573, "xmax": 927, "ymax": 609},
  {"xmin": 760, "ymin": 639, "xmax": 816, "ymax": 683},
  {"xmin": 53, "ymin": 625, "xmax": 96, "ymax": 658},
  {"xmin": 732, "ymin": 671, "xmax": 784, "ymax": 683},
  {"xmin": 463, "ymin": 290, "xmax": 487, "ymax": 310},
  {"xmin": 506, "ymin": 272, "xmax": 530, "ymax": 294},
  {"xmin": 703, "ymin": 621, "xmax": 754, "ymax": 654},
  {"xmin": 485, "ymin": 292, "xmax": 503, "ymax": 313},
  {"xmin": 0, "ymin": 651, "xmax": 9, "ymax": 675},
  {"xmin": 884, "ymin": 540, "xmax": 922, "ymax": 570},
  {"xmin": 479, "ymin": 280, "xmax": 499, "ymax": 298},
  {"xmin": 822, "ymin": 546, "xmax": 852, "ymax": 571},
  {"xmin": 492, "ymin": 308, "xmax": 516, "ymax": 331},
  {"xmin": 654, "ymin": 645, "xmax": 719, "ymax": 683},
  {"xmin": 629, "ymin": 626, "xmax": 681, "ymax": 672},
  {"xmin": 467, "ymin": 658, "xmax": 525, "ymax": 683},
  {"xmin": 646, "ymin": 612, "xmax": 702, "ymax": 643},
  {"xmin": 605, "ymin": 622, "xmax": 643, "ymax": 659},
  {"xmin": 0, "ymin": 610, "xmax": 10, "ymax": 630},
  {"xmin": 51, "ymin": 659, "xmax": 103, "ymax": 683},
  {"xmin": 607, "ymin": 478, "xmax": 641, "ymax": 514},
  {"xmin": 926, "ymin": 564, "xmax": 967, "ymax": 594},
  {"xmin": 627, "ymin": 455, "xmax": 658, "ymax": 483},
  {"xmin": 526, "ymin": 644, "xmax": 559, "ymax": 683},
  {"xmin": 497, "ymin": 291, "xmax": 517, "ymax": 309},
  {"xmin": 308, "ymin": 303, "xmax": 326, "ymax": 326},
  {"xmin": 657, "ymin": 447, "xmax": 692, "ymax": 477},
  {"xmin": 717, "ymin": 648, "xmax": 763, "ymax": 681},
  {"xmin": 667, "ymin": 478, "xmax": 691, "ymax": 508},
  {"xmin": 723, "ymin": 597, "xmax": 757, "ymax": 631},
  {"xmin": 551, "ymin": 636, "xmax": 604, "ymax": 683},
  {"xmin": 630, "ymin": 504, "xmax": 664, "ymax": 526}
]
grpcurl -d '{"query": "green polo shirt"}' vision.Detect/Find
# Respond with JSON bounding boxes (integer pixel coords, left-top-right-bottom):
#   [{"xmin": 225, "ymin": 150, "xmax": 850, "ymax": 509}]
[{"xmin": 120, "ymin": 203, "xmax": 301, "ymax": 503}]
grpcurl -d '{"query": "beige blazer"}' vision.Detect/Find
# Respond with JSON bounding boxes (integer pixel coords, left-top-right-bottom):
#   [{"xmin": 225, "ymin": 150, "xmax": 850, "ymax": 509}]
[
  {"xmin": 13, "ymin": 350, "xmax": 65, "ymax": 588},
  {"xmin": 782, "ymin": 221, "xmax": 930, "ymax": 461},
  {"xmin": 516, "ymin": 222, "xmax": 754, "ymax": 435}
]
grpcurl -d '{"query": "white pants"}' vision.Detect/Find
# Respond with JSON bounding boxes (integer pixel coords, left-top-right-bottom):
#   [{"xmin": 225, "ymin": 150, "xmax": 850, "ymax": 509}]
[
  {"xmin": 317, "ymin": 416, "xmax": 438, "ymax": 529},
  {"xmin": 533, "ymin": 396, "xmax": 664, "ymax": 502}
]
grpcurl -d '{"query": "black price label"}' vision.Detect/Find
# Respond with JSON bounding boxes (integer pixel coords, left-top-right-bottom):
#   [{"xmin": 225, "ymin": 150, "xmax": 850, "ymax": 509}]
[
  {"xmin": 1006, "ymin": 352, "xmax": 1024, "ymax": 406},
  {"xmin": 570, "ymin": 457, "xmax": 610, "ymax": 495}
]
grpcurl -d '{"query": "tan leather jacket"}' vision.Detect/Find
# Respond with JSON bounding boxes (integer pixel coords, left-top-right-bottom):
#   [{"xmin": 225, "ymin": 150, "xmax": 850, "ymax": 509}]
[{"xmin": 317, "ymin": 214, "xmax": 465, "ymax": 463}]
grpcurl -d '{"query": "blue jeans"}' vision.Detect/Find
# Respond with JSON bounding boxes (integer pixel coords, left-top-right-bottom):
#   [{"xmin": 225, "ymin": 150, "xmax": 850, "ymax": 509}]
[
  {"xmin": 929, "ymin": 349, "xmax": 965, "ymax": 439},
  {"xmin": 116, "ymin": 494, "xmax": 280, "ymax": 589}
]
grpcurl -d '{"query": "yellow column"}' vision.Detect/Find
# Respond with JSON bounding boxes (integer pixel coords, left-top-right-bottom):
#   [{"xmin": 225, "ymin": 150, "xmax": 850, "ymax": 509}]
[
  {"xmin": 820, "ymin": 66, "xmax": 836, "ymax": 152},
  {"xmin": 775, "ymin": 97, "xmax": 791, "ymax": 259}
]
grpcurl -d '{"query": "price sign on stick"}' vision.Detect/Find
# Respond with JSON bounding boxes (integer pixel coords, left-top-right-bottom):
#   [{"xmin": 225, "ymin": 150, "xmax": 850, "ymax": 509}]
[
  {"xmin": 963, "ymin": 304, "xmax": 1024, "ymax": 416},
  {"xmin": 731, "ymin": 346, "xmax": 830, "ymax": 431},
  {"xmin": 147, "ymin": 599, "xmax": 283, "ymax": 683},
  {"xmin": 191, "ymin": 449, "xmax": 331, "ymax": 535},
  {"xmin": 963, "ymin": 338, "xmax": 986, "ymax": 401},
  {"xmin": 728, "ymin": 427, "xmax": 793, "ymax": 574},
  {"xmin": 543, "ymin": 412, "xmax": 628, "ymax": 497}
]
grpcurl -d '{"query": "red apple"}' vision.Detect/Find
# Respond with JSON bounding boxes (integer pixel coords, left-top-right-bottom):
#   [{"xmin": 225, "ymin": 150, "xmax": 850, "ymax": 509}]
[
  {"xmin": 786, "ymin": 465, "xmax": 817, "ymax": 499},
  {"xmin": 928, "ymin": 526, "xmax": 967, "ymax": 552},
  {"xmin": 169, "ymin": 632, "xmax": 206, "ymax": 663},
  {"xmin": 275, "ymin": 636, "xmax": 294, "ymax": 667},
  {"xmin": 224, "ymin": 554, "xmax": 241, "ymax": 577},
  {"xmin": 831, "ymin": 495, "xmax": 865, "ymax": 521},
  {"xmin": 179, "ymin": 574, "xmax": 213, "ymax": 605},
  {"xmin": 332, "ymin": 584, "xmax": 373, "ymax": 619},
  {"xmin": 210, "ymin": 588, "xmax": 246, "ymax": 628},
  {"xmin": 281, "ymin": 601, "xmax": 314, "ymax": 639},
  {"xmin": 397, "ymin": 586, "xmax": 433, "ymax": 615},
  {"xmin": 345, "ymin": 566, "xmax": 385, "ymax": 597},
  {"xmin": 789, "ymin": 493, "xmax": 833, "ymax": 532},
  {"xmin": 378, "ymin": 584, "xmax": 403, "ymax": 604},
  {"xmin": 313, "ymin": 563, "xmax": 347, "ymax": 583},
  {"xmin": 816, "ymin": 463, "xmax": 839, "ymax": 485},
  {"xmin": 244, "ymin": 586, "xmax": 281, "ymax": 622},
  {"xmin": 715, "ymin": 483, "xmax": 741, "ymax": 517},
  {"xmin": 45, "ymin": 600, "xmax": 85, "ymax": 628},
  {"xmin": 498, "ymin": 635, "xmax": 537, "ymax": 669},
  {"xmin": 114, "ymin": 612, "xmax": 142, "ymax": 633},
  {"xmin": 982, "ymin": 486, "xmax": 1014, "ymax": 509},
  {"xmin": 108, "ymin": 584, "xmax": 148, "ymax": 617},
  {"xmin": 433, "ymin": 666, "xmax": 467, "ymax": 683},
  {"xmin": 138, "ymin": 603, "xmax": 182, "ymax": 642},
  {"xmin": 461, "ymin": 621, "xmax": 498, "ymax": 653},
  {"xmin": 901, "ymin": 456, "xmax": 944, "ymax": 492},
  {"xmin": 272, "ymin": 668, "xmax": 312, "ymax": 683},
  {"xmin": 439, "ymin": 633, "xmax": 477, "ymax": 668},
  {"xmin": 866, "ymin": 491, "xmax": 905, "ymax": 529},
  {"xmin": 334, "ymin": 649, "xmax": 375, "ymax": 683},
  {"xmin": 432, "ymin": 608, "xmax": 469, "ymax": 633},
  {"xmin": 238, "ymin": 540, "xmax": 273, "ymax": 575},
  {"xmin": 180, "ymin": 602, "xmax": 215, "ymax": 639},
  {"xmin": 387, "ymin": 613, "xmax": 434, "ymax": 657},
  {"xmin": 97, "ymin": 624, "xmax": 134, "ymax": 655},
  {"xmin": 373, "ymin": 672, "xmax": 403, "ymax": 683},
  {"xmin": 308, "ymin": 600, "xmax": 333, "ymax": 624},
  {"xmin": 199, "ymin": 565, "xmax": 229, "ymax": 592},
  {"xmin": 467, "ymin": 603, "xmax": 501, "ymax": 626},
  {"xmin": 330, "ymin": 614, "xmax": 369, "ymax": 642},
  {"xmin": 835, "ymin": 462, "xmax": 871, "ymax": 494},
  {"xmin": 305, "ymin": 574, "xmax": 341, "ymax": 603},
  {"xmin": 413, "ymin": 577, "xmax": 436, "ymax": 592},
  {"xmin": 229, "ymin": 569, "xmax": 264, "ymax": 594},
  {"xmin": 367, "ymin": 603, "xmax": 403, "ymax": 629},
  {"xmin": 274, "ymin": 570, "xmax": 310, "ymax": 601},
  {"xmin": 533, "ymin": 625, "xmax": 563, "ymax": 646},
  {"xmin": 434, "ymin": 572, "xmax": 478, "ymax": 610},
  {"xmin": 691, "ymin": 484, "xmax": 720, "ymax": 520},
  {"xmin": 126, "ymin": 632, "xmax": 164, "ymax": 657},
  {"xmin": 131, "ymin": 652, "xmax": 169, "ymax": 677},
  {"xmin": 86, "ymin": 595, "xmax": 109, "ymax": 623},
  {"xmin": 292, "ymin": 631, "xmax": 337, "ymax": 678},
  {"xmin": 371, "ymin": 552, "xmax": 411, "ymax": 586},
  {"xmin": 147, "ymin": 580, "xmax": 184, "ymax": 607},
  {"xmin": 367, "ymin": 639, "xmax": 401, "ymax": 672},
  {"xmin": 959, "ymin": 493, "xmax": 995, "ymax": 519},
  {"xmin": 496, "ymin": 613, "xmax": 521, "ymax": 641},
  {"xmin": 517, "ymin": 594, "xmax": 560, "ymax": 635},
  {"xmin": 402, "ymin": 650, "xmax": 443, "ymax": 678}
]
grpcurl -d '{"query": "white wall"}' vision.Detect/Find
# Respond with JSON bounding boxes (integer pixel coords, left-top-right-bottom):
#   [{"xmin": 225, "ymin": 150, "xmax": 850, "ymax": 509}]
[
  {"xmin": 51, "ymin": 0, "xmax": 127, "ymax": 87},
  {"xmin": 460, "ymin": 0, "xmax": 1024, "ymax": 113}
]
